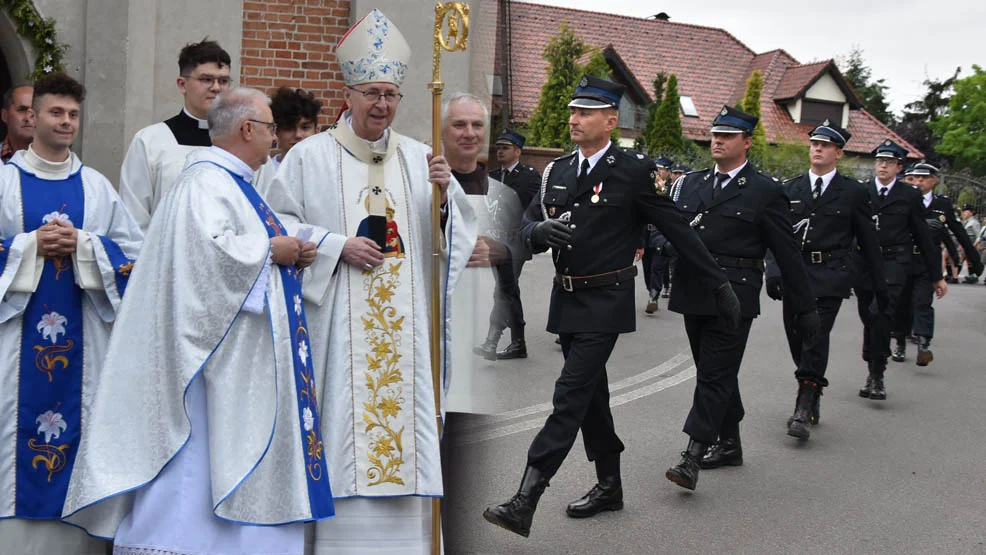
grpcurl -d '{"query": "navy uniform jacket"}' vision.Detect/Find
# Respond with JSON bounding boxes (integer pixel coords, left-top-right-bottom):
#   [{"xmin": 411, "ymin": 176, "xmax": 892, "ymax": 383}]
[
  {"xmin": 669, "ymin": 164, "xmax": 816, "ymax": 319},
  {"xmin": 853, "ymin": 179, "xmax": 942, "ymax": 289},
  {"xmin": 766, "ymin": 171, "xmax": 886, "ymax": 298},
  {"xmin": 914, "ymin": 194, "xmax": 981, "ymax": 276},
  {"xmin": 491, "ymin": 162, "xmax": 542, "ymax": 214},
  {"xmin": 521, "ymin": 144, "xmax": 726, "ymax": 334}
]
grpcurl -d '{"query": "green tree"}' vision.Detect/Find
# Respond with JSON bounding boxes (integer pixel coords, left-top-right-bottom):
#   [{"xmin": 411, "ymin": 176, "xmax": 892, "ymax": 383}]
[
  {"xmin": 741, "ymin": 70, "xmax": 768, "ymax": 163},
  {"xmin": 640, "ymin": 73, "xmax": 667, "ymax": 156},
  {"xmin": 930, "ymin": 65, "xmax": 986, "ymax": 175},
  {"xmin": 648, "ymin": 74, "xmax": 684, "ymax": 156},
  {"xmin": 839, "ymin": 47, "xmax": 895, "ymax": 126},
  {"xmin": 527, "ymin": 24, "xmax": 586, "ymax": 148},
  {"xmin": 896, "ymin": 68, "xmax": 960, "ymax": 169}
]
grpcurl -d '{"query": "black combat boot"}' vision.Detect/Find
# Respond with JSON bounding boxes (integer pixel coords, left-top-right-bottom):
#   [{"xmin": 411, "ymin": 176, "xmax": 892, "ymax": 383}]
[
  {"xmin": 665, "ymin": 439, "xmax": 708, "ymax": 490},
  {"xmin": 483, "ymin": 466, "xmax": 550, "ymax": 537},
  {"xmin": 787, "ymin": 381, "xmax": 819, "ymax": 440},
  {"xmin": 811, "ymin": 386, "xmax": 822, "ymax": 425},
  {"xmin": 858, "ymin": 373, "xmax": 875, "ymax": 398},
  {"xmin": 497, "ymin": 326, "xmax": 528, "ymax": 360},
  {"xmin": 916, "ymin": 336, "xmax": 933, "ymax": 367},
  {"xmin": 565, "ymin": 474, "xmax": 623, "ymax": 518},
  {"xmin": 868, "ymin": 361, "xmax": 887, "ymax": 400},
  {"xmin": 472, "ymin": 327, "xmax": 502, "ymax": 361},
  {"xmin": 699, "ymin": 435, "xmax": 743, "ymax": 469},
  {"xmin": 892, "ymin": 335, "xmax": 906, "ymax": 362}
]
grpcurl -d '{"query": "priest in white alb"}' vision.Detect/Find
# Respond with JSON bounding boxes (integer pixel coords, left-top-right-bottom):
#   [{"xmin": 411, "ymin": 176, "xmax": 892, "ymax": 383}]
[
  {"xmin": 0, "ymin": 73, "xmax": 141, "ymax": 554},
  {"xmin": 62, "ymin": 88, "xmax": 333, "ymax": 555},
  {"xmin": 264, "ymin": 9, "xmax": 476, "ymax": 553}
]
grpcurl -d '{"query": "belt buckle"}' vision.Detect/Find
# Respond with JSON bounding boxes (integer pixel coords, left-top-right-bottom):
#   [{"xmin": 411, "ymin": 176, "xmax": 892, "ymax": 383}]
[
  {"xmin": 913, "ymin": 245, "xmax": 921, "ymax": 255},
  {"xmin": 561, "ymin": 275, "xmax": 574, "ymax": 292},
  {"xmin": 810, "ymin": 251, "xmax": 823, "ymax": 264}
]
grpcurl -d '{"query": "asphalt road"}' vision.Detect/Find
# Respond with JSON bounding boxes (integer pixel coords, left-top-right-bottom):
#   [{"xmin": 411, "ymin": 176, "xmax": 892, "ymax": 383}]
[{"xmin": 443, "ymin": 253, "xmax": 986, "ymax": 554}]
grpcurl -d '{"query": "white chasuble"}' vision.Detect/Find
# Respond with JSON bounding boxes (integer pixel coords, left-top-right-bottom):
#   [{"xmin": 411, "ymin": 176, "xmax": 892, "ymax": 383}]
[{"xmin": 265, "ymin": 120, "xmax": 476, "ymax": 500}]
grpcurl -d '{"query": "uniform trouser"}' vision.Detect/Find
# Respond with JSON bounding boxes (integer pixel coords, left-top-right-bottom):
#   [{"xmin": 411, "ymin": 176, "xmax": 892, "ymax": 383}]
[
  {"xmin": 894, "ymin": 269, "xmax": 934, "ymax": 339},
  {"xmin": 642, "ymin": 249, "xmax": 654, "ymax": 291},
  {"xmin": 649, "ymin": 251, "xmax": 667, "ymax": 294},
  {"xmin": 855, "ymin": 283, "xmax": 905, "ymax": 366},
  {"xmin": 682, "ymin": 315, "xmax": 754, "ymax": 444},
  {"xmin": 489, "ymin": 260, "xmax": 525, "ymax": 332},
  {"xmin": 783, "ymin": 296, "xmax": 843, "ymax": 388},
  {"xmin": 526, "ymin": 332, "xmax": 624, "ymax": 479}
]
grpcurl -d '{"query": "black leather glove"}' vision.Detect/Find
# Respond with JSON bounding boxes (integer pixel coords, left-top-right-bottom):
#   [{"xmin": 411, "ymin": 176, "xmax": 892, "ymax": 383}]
[
  {"xmin": 714, "ymin": 282, "xmax": 742, "ymax": 330},
  {"xmin": 662, "ymin": 242, "xmax": 677, "ymax": 258},
  {"xmin": 765, "ymin": 276, "xmax": 783, "ymax": 301},
  {"xmin": 796, "ymin": 310, "xmax": 821, "ymax": 344},
  {"xmin": 925, "ymin": 218, "xmax": 945, "ymax": 233},
  {"xmin": 531, "ymin": 219, "xmax": 573, "ymax": 250},
  {"xmin": 875, "ymin": 289, "xmax": 890, "ymax": 313}
]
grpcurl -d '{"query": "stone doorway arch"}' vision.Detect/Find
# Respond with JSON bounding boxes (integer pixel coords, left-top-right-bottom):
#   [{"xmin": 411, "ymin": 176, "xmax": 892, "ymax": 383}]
[{"xmin": 0, "ymin": 7, "xmax": 34, "ymax": 139}]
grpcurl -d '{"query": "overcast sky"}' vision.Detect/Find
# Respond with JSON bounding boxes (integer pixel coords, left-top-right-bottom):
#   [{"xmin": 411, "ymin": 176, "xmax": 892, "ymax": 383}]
[{"xmin": 524, "ymin": 0, "xmax": 986, "ymax": 116}]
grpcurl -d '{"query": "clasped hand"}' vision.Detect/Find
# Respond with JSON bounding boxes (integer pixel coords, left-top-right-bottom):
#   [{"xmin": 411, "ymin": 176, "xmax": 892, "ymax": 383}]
[
  {"xmin": 36, "ymin": 220, "xmax": 78, "ymax": 257},
  {"xmin": 271, "ymin": 236, "xmax": 317, "ymax": 268}
]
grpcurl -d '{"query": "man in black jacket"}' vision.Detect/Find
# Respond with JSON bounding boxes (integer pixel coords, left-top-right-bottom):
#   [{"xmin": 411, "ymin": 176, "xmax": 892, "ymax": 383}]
[
  {"xmin": 765, "ymin": 122, "xmax": 887, "ymax": 440},
  {"xmin": 892, "ymin": 162, "xmax": 981, "ymax": 365},
  {"xmin": 665, "ymin": 105, "xmax": 820, "ymax": 489},
  {"xmin": 483, "ymin": 77, "xmax": 741, "ymax": 537},
  {"xmin": 853, "ymin": 140, "xmax": 948, "ymax": 401}
]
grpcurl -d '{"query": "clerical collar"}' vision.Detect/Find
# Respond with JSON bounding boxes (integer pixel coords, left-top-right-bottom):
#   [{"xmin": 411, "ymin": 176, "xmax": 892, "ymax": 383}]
[
  {"xmin": 183, "ymin": 107, "xmax": 209, "ymax": 130},
  {"xmin": 713, "ymin": 161, "xmax": 748, "ymax": 188},
  {"xmin": 344, "ymin": 112, "xmax": 389, "ymax": 152},
  {"xmin": 808, "ymin": 167, "xmax": 837, "ymax": 195},
  {"xmin": 164, "ymin": 110, "xmax": 212, "ymax": 147},
  {"xmin": 577, "ymin": 142, "xmax": 611, "ymax": 175},
  {"xmin": 20, "ymin": 145, "xmax": 75, "ymax": 179},
  {"xmin": 207, "ymin": 146, "xmax": 254, "ymax": 182}
]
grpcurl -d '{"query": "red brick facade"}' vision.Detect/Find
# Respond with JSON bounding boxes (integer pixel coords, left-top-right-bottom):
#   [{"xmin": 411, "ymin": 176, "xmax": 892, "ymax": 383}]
[{"xmin": 240, "ymin": 0, "xmax": 352, "ymax": 124}]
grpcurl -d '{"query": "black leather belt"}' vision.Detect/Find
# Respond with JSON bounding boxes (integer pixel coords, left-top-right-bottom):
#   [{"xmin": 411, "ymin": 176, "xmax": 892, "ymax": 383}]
[
  {"xmin": 712, "ymin": 254, "xmax": 764, "ymax": 270},
  {"xmin": 804, "ymin": 248, "xmax": 851, "ymax": 264},
  {"xmin": 555, "ymin": 265, "xmax": 637, "ymax": 292},
  {"xmin": 875, "ymin": 244, "xmax": 911, "ymax": 256}
]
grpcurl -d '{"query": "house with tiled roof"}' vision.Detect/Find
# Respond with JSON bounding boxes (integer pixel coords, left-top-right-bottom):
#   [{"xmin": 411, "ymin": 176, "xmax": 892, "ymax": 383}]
[{"xmin": 497, "ymin": 1, "xmax": 921, "ymax": 168}]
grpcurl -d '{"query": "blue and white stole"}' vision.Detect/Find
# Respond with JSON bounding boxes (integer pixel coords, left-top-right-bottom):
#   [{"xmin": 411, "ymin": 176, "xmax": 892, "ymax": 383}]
[
  {"xmin": 9, "ymin": 165, "xmax": 86, "ymax": 519},
  {"xmin": 217, "ymin": 164, "xmax": 334, "ymax": 519}
]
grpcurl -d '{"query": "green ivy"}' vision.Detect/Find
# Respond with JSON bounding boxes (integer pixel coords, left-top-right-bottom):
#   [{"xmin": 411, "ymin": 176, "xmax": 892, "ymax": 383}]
[{"xmin": 1, "ymin": 0, "xmax": 68, "ymax": 79}]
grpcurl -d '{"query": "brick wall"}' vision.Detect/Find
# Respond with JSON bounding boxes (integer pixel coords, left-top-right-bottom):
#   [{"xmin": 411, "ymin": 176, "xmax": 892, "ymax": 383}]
[{"xmin": 240, "ymin": 0, "xmax": 351, "ymax": 126}]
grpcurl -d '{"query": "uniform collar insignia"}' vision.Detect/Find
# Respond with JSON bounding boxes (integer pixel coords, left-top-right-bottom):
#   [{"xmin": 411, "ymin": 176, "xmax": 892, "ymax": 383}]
[
  {"xmin": 737, "ymin": 176, "xmax": 746, "ymax": 187},
  {"xmin": 606, "ymin": 154, "xmax": 615, "ymax": 166}
]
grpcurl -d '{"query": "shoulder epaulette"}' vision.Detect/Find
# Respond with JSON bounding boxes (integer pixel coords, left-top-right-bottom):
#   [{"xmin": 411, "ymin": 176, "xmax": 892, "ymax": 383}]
[
  {"xmin": 553, "ymin": 151, "xmax": 576, "ymax": 162},
  {"xmin": 686, "ymin": 168, "xmax": 709, "ymax": 175},
  {"xmin": 783, "ymin": 174, "xmax": 804, "ymax": 185}
]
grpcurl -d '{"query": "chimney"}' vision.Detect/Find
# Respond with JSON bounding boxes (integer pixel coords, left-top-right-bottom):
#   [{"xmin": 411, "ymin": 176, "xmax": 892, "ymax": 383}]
[{"xmin": 652, "ymin": 12, "xmax": 670, "ymax": 21}]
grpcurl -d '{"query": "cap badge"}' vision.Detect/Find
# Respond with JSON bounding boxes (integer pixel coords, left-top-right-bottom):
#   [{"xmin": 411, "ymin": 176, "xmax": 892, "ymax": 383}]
[
  {"xmin": 579, "ymin": 76, "xmax": 588, "ymax": 87},
  {"xmin": 720, "ymin": 107, "xmax": 728, "ymax": 116},
  {"xmin": 822, "ymin": 118, "xmax": 830, "ymax": 126},
  {"xmin": 884, "ymin": 140, "xmax": 892, "ymax": 146}
]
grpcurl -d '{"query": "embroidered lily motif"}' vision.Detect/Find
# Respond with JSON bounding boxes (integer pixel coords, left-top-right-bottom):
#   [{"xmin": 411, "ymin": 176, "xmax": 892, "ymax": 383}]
[
  {"xmin": 294, "ymin": 294, "xmax": 302, "ymax": 316},
  {"xmin": 298, "ymin": 339, "xmax": 309, "ymax": 366},
  {"xmin": 303, "ymin": 407, "xmax": 314, "ymax": 432},
  {"xmin": 36, "ymin": 410, "xmax": 67, "ymax": 444},
  {"xmin": 37, "ymin": 311, "xmax": 68, "ymax": 344}
]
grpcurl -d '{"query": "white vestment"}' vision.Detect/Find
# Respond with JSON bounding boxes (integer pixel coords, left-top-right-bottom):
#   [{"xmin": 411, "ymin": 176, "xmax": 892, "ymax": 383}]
[
  {"xmin": 265, "ymin": 120, "xmax": 476, "ymax": 554},
  {"xmin": 118, "ymin": 120, "xmax": 208, "ymax": 231},
  {"xmin": 63, "ymin": 148, "xmax": 334, "ymax": 554},
  {"xmin": 0, "ymin": 148, "xmax": 142, "ymax": 554},
  {"xmin": 252, "ymin": 154, "xmax": 281, "ymax": 199}
]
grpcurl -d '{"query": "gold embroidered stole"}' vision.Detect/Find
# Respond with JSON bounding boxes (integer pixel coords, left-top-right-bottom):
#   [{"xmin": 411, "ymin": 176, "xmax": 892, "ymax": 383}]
[{"xmin": 331, "ymin": 124, "xmax": 420, "ymax": 495}]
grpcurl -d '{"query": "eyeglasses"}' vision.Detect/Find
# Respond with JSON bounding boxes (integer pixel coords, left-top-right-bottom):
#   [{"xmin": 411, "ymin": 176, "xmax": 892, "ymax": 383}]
[
  {"xmin": 347, "ymin": 85, "xmax": 403, "ymax": 103},
  {"xmin": 247, "ymin": 119, "xmax": 277, "ymax": 133},
  {"xmin": 183, "ymin": 74, "xmax": 233, "ymax": 88}
]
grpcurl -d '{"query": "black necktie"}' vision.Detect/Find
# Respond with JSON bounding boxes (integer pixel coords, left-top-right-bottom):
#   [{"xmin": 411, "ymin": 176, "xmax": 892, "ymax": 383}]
[
  {"xmin": 813, "ymin": 177, "xmax": 823, "ymax": 201},
  {"xmin": 713, "ymin": 172, "xmax": 729, "ymax": 201},
  {"xmin": 578, "ymin": 158, "xmax": 590, "ymax": 187},
  {"xmin": 879, "ymin": 186, "xmax": 889, "ymax": 200}
]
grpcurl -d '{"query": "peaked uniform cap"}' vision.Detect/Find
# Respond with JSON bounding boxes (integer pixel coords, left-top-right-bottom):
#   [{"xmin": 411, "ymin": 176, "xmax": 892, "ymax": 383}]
[
  {"xmin": 335, "ymin": 9, "xmax": 410, "ymax": 87},
  {"xmin": 872, "ymin": 138, "xmax": 907, "ymax": 161},
  {"xmin": 495, "ymin": 129, "xmax": 526, "ymax": 148},
  {"xmin": 568, "ymin": 74, "xmax": 624, "ymax": 109},
  {"xmin": 809, "ymin": 119, "xmax": 851, "ymax": 147},
  {"xmin": 711, "ymin": 105, "xmax": 757, "ymax": 134}
]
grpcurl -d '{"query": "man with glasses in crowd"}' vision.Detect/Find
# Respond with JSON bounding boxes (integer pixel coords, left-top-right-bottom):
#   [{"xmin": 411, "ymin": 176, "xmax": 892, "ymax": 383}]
[
  {"xmin": 119, "ymin": 39, "xmax": 232, "ymax": 230},
  {"xmin": 265, "ymin": 9, "xmax": 476, "ymax": 553}
]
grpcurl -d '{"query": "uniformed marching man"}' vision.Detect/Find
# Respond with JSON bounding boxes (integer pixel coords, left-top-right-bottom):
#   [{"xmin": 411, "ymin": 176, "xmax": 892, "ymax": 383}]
[
  {"xmin": 892, "ymin": 162, "xmax": 981, "ymax": 365},
  {"xmin": 664, "ymin": 105, "xmax": 820, "ymax": 491},
  {"xmin": 483, "ymin": 76, "xmax": 741, "ymax": 537},
  {"xmin": 854, "ymin": 140, "xmax": 947, "ymax": 401},
  {"xmin": 642, "ymin": 156, "xmax": 674, "ymax": 312},
  {"xmin": 476, "ymin": 129, "xmax": 541, "ymax": 359},
  {"xmin": 764, "ymin": 121, "xmax": 887, "ymax": 440}
]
